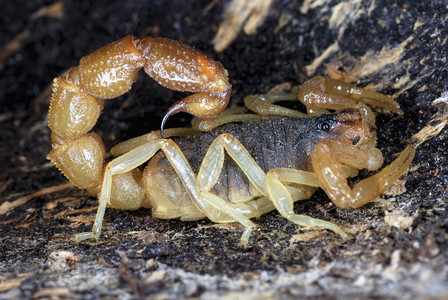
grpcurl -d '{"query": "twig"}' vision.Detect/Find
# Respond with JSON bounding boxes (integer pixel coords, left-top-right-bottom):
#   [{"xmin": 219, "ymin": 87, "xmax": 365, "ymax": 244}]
[{"xmin": 0, "ymin": 182, "xmax": 73, "ymax": 215}]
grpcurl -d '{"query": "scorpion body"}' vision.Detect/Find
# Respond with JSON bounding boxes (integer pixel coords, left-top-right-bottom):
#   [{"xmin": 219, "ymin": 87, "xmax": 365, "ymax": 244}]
[
  {"xmin": 142, "ymin": 112, "xmax": 361, "ymax": 221},
  {"xmin": 98, "ymin": 103, "xmax": 413, "ymax": 246},
  {"xmin": 172, "ymin": 112, "xmax": 360, "ymax": 182},
  {"xmin": 47, "ymin": 36, "xmax": 428, "ymax": 246}
]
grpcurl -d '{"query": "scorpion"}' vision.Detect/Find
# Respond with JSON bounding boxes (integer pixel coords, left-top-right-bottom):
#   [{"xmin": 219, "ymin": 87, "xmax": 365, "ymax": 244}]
[{"xmin": 48, "ymin": 36, "xmax": 418, "ymax": 246}]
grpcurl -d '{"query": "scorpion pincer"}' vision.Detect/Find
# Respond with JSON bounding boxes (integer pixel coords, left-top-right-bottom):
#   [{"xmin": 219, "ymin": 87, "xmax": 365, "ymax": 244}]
[{"xmin": 47, "ymin": 36, "xmax": 417, "ymax": 246}]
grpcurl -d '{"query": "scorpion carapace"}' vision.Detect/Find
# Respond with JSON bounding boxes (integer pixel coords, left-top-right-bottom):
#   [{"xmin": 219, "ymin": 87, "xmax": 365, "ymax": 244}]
[{"xmin": 47, "ymin": 35, "xmax": 231, "ymax": 196}]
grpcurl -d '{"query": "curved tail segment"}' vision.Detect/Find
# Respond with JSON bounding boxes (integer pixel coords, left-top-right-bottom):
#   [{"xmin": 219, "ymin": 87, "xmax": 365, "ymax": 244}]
[{"xmin": 48, "ymin": 35, "xmax": 231, "ymax": 196}]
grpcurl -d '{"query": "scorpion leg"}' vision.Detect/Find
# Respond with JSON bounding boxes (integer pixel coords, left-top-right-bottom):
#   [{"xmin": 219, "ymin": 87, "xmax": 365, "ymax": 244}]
[
  {"xmin": 312, "ymin": 141, "xmax": 415, "ymax": 208},
  {"xmin": 196, "ymin": 133, "xmax": 271, "ymax": 245},
  {"xmin": 243, "ymin": 86, "xmax": 308, "ymax": 117},
  {"xmin": 266, "ymin": 169, "xmax": 350, "ymax": 240},
  {"xmin": 196, "ymin": 133, "xmax": 267, "ymax": 195},
  {"xmin": 192, "ymin": 112, "xmax": 261, "ymax": 131},
  {"xmin": 191, "ymin": 87, "xmax": 307, "ymax": 131},
  {"xmin": 72, "ymin": 139, "xmax": 168, "ymax": 242},
  {"xmin": 298, "ymin": 76, "xmax": 402, "ymax": 115}
]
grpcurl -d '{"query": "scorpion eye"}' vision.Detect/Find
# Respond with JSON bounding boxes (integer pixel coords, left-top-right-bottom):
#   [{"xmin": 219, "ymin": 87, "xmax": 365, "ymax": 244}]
[
  {"xmin": 320, "ymin": 122, "xmax": 331, "ymax": 132},
  {"xmin": 317, "ymin": 120, "xmax": 335, "ymax": 132}
]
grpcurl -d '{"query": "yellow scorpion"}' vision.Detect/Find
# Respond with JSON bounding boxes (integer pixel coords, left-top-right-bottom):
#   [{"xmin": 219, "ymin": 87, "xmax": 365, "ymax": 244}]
[{"xmin": 48, "ymin": 36, "xmax": 418, "ymax": 246}]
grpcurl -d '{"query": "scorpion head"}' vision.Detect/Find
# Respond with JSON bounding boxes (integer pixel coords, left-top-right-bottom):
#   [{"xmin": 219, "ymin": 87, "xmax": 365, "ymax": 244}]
[
  {"xmin": 293, "ymin": 105, "xmax": 378, "ymax": 171},
  {"xmin": 315, "ymin": 104, "xmax": 377, "ymax": 147}
]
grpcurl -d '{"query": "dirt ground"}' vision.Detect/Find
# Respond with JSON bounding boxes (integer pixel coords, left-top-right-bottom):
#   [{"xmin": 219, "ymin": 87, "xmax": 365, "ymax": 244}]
[{"xmin": 1, "ymin": 0, "xmax": 447, "ymax": 299}]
